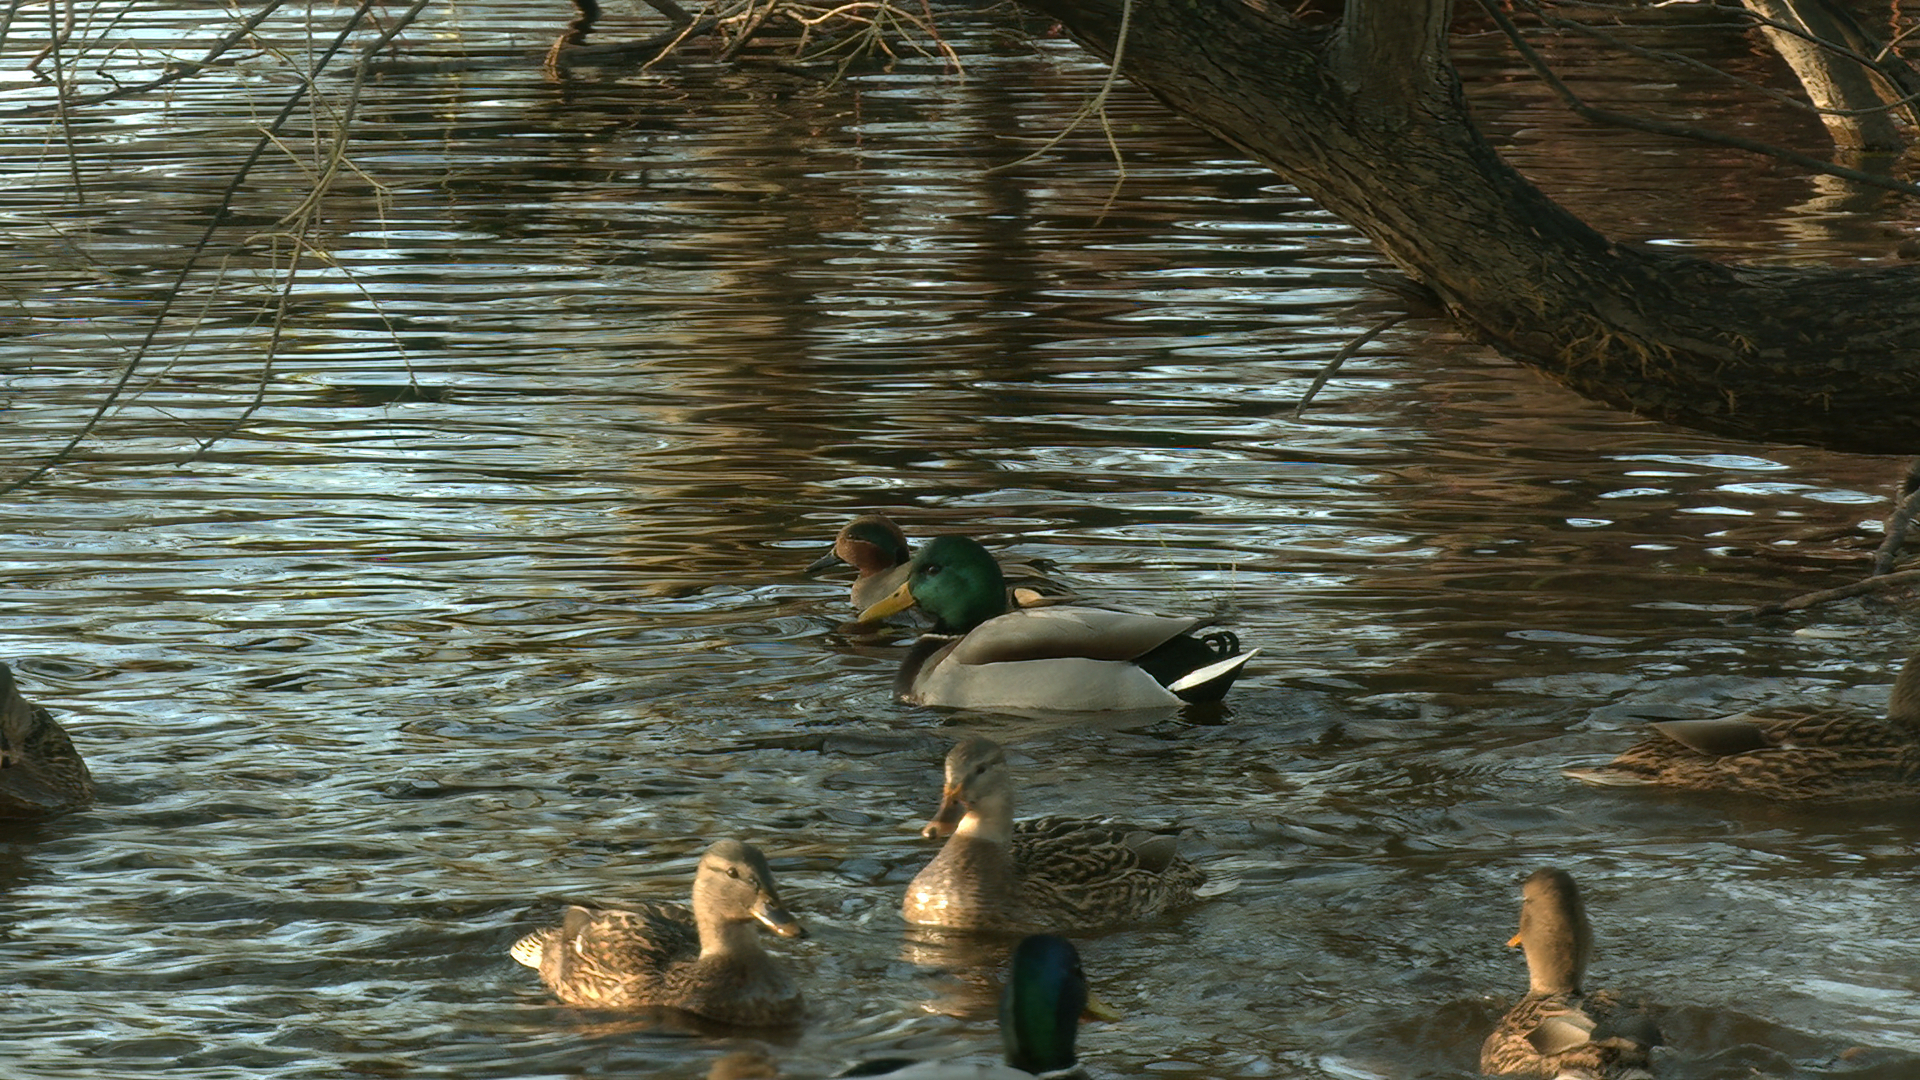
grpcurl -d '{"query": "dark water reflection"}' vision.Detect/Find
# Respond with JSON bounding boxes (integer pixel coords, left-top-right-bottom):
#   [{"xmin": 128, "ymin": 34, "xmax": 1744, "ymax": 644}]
[{"xmin": 3, "ymin": 6, "xmax": 1919, "ymax": 1079}]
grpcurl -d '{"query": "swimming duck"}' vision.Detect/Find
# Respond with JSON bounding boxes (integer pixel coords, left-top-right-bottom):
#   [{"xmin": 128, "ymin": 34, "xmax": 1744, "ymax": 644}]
[
  {"xmin": 808, "ymin": 516, "xmax": 1075, "ymax": 615},
  {"xmin": 0, "ymin": 662, "xmax": 95, "ymax": 819},
  {"xmin": 857, "ymin": 535, "xmax": 1254, "ymax": 710},
  {"xmin": 510, "ymin": 839, "xmax": 806, "ymax": 1025},
  {"xmin": 841, "ymin": 934, "xmax": 1113, "ymax": 1078},
  {"xmin": 1564, "ymin": 651, "xmax": 1920, "ymax": 801},
  {"xmin": 1480, "ymin": 868, "xmax": 1660, "ymax": 1078},
  {"xmin": 903, "ymin": 737, "xmax": 1203, "ymax": 932}
]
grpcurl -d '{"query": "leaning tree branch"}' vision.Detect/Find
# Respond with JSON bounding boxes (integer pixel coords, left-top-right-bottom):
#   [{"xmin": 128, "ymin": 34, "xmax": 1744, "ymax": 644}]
[
  {"xmin": 1481, "ymin": 0, "xmax": 1920, "ymax": 197},
  {"xmin": 1011, "ymin": 0, "xmax": 1920, "ymax": 454},
  {"xmin": 1523, "ymin": 0, "xmax": 1920, "ymax": 121}
]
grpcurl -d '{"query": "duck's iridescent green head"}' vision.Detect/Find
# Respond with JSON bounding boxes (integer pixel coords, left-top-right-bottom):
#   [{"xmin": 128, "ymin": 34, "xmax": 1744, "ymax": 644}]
[
  {"xmin": 858, "ymin": 534, "xmax": 1008, "ymax": 633},
  {"xmin": 1000, "ymin": 934, "xmax": 1107, "ymax": 1074}
]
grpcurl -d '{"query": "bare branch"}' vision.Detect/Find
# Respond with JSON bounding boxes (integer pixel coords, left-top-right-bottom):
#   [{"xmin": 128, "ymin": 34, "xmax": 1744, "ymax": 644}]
[
  {"xmin": 0, "ymin": 0, "xmax": 290, "ymax": 119},
  {"xmin": 1739, "ymin": 568, "xmax": 1920, "ymax": 619},
  {"xmin": 0, "ymin": 0, "xmax": 436, "ymax": 495},
  {"xmin": 1294, "ymin": 315, "xmax": 1405, "ymax": 418}
]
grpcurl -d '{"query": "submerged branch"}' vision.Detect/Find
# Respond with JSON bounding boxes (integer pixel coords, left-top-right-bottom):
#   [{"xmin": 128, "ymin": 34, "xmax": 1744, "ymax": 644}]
[{"xmin": 1740, "ymin": 569, "xmax": 1920, "ymax": 619}]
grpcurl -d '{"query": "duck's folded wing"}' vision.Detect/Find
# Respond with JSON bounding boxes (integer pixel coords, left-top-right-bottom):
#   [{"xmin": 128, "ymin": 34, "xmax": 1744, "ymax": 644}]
[
  {"xmin": 1524, "ymin": 1009, "xmax": 1598, "ymax": 1055},
  {"xmin": 558, "ymin": 900, "xmax": 697, "ymax": 965},
  {"xmin": 948, "ymin": 607, "xmax": 1205, "ymax": 665},
  {"xmin": 1014, "ymin": 817, "xmax": 1187, "ymax": 881},
  {"xmin": 1649, "ymin": 717, "xmax": 1772, "ymax": 756}
]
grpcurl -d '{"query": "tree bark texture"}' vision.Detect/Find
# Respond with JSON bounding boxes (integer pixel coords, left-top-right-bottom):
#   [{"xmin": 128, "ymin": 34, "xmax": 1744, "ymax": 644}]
[
  {"xmin": 1016, "ymin": 0, "xmax": 1920, "ymax": 455},
  {"xmin": 1744, "ymin": 0, "xmax": 1908, "ymax": 151}
]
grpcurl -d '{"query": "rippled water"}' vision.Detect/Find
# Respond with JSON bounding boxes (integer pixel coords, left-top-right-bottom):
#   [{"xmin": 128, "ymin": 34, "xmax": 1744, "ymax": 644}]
[{"xmin": 3, "ymin": 5, "xmax": 1918, "ymax": 1079}]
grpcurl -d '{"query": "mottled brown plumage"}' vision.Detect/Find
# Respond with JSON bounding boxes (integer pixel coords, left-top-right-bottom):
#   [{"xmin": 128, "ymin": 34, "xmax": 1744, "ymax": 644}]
[
  {"xmin": 0, "ymin": 663, "xmax": 94, "ymax": 819},
  {"xmin": 903, "ymin": 737, "xmax": 1203, "ymax": 932},
  {"xmin": 511, "ymin": 839, "xmax": 805, "ymax": 1026},
  {"xmin": 1480, "ymin": 869, "xmax": 1659, "ymax": 1079},
  {"xmin": 1565, "ymin": 651, "xmax": 1920, "ymax": 801}
]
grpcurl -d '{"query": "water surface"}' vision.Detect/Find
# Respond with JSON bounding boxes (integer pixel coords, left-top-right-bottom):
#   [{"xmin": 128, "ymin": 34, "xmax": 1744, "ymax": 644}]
[{"xmin": 3, "ymin": 6, "xmax": 1918, "ymax": 1079}]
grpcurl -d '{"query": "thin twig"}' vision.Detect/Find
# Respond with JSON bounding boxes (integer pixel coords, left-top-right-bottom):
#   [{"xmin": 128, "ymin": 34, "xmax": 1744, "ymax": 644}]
[
  {"xmin": 0, "ymin": 0, "xmax": 289, "ymax": 119},
  {"xmin": 1738, "ymin": 568, "xmax": 1920, "ymax": 619},
  {"xmin": 185, "ymin": 220, "xmax": 314, "ymax": 457},
  {"xmin": 181, "ymin": 11, "xmax": 425, "ymax": 461},
  {"xmin": 0, "ymin": 0, "xmax": 425, "ymax": 496},
  {"xmin": 986, "ymin": 0, "xmax": 1133, "ymax": 178},
  {"xmin": 642, "ymin": 0, "xmax": 694, "ymax": 24},
  {"xmin": 46, "ymin": 0, "xmax": 84, "ymax": 205},
  {"xmin": 23, "ymin": 0, "xmax": 74, "ymax": 71},
  {"xmin": 912, "ymin": 0, "xmax": 955, "ymax": 75},
  {"xmin": 1293, "ymin": 314, "xmax": 1404, "ymax": 418},
  {"xmin": 720, "ymin": 0, "xmax": 782, "ymax": 60},
  {"xmin": 637, "ymin": 13, "xmax": 725, "ymax": 73}
]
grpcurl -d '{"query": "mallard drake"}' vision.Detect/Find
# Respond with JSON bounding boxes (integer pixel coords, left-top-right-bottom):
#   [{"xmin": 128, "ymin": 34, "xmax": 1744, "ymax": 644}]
[
  {"xmin": 857, "ymin": 535, "xmax": 1254, "ymax": 710},
  {"xmin": 0, "ymin": 662, "xmax": 95, "ymax": 819},
  {"xmin": 510, "ymin": 839, "xmax": 806, "ymax": 1025},
  {"xmin": 842, "ymin": 934, "xmax": 1113, "ymax": 1079},
  {"xmin": 1480, "ymin": 868, "xmax": 1660, "ymax": 1078},
  {"xmin": 1564, "ymin": 651, "xmax": 1920, "ymax": 801},
  {"xmin": 903, "ymin": 737, "xmax": 1203, "ymax": 932},
  {"xmin": 808, "ymin": 516, "xmax": 1075, "ymax": 614}
]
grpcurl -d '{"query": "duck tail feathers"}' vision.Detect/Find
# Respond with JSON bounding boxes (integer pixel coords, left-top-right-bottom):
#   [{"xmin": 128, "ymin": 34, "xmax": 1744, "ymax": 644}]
[
  {"xmin": 1560, "ymin": 766, "xmax": 1658, "ymax": 788},
  {"xmin": 1168, "ymin": 648, "xmax": 1258, "ymax": 702}
]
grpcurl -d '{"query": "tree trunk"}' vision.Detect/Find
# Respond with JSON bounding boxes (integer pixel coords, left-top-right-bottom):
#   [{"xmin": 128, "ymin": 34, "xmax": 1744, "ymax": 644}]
[
  {"xmin": 1014, "ymin": 0, "xmax": 1920, "ymax": 455},
  {"xmin": 1745, "ymin": 0, "xmax": 1910, "ymax": 151}
]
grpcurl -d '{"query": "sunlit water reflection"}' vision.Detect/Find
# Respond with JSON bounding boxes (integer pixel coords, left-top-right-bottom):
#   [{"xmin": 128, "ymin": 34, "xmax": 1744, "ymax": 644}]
[{"xmin": 2, "ymin": 5, "xmax": 1918, "ymax": 1079}]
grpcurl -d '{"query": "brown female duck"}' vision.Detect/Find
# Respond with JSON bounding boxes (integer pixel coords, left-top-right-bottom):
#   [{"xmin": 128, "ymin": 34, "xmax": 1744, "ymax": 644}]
[
  {"xmin": 903, "ymin": 737, "xmax": 1203, "ymax": 932},
  {"xmin": 511, "ymin": 839, "xmax": 806, "ymax": 1025},
  {"xmin": 1474, "ymin": 868, "xmax": 1658, "ymax": 1068},
  {"xmin": 0, "ymin": 662, "xmax": 94, "ymax": 819},
  {"xmin": 1481, "ymin": 868, "xmax": 1660, "ymax": 1078},
  {"xmin": 1565, "ymin": 651, "xmax": 1920, "ymax": 801}
]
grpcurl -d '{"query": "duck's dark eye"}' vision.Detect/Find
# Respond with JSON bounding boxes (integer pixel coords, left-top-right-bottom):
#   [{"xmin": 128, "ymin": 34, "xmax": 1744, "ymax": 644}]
[{"xmin": 726, "ymin": 867, "xmax": 741, "ymax": 880}]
